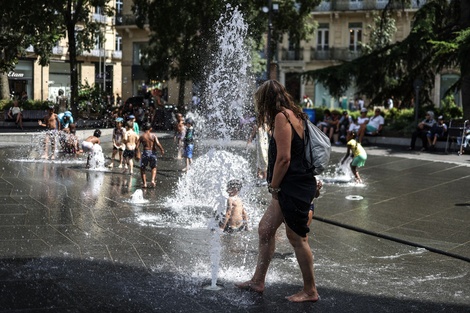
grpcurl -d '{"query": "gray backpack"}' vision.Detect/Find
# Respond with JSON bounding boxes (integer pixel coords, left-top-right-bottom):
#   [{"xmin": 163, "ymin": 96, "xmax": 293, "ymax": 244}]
[{"xmin": 303, "ymin": 119, "xmax": 331, "ymax": 175}]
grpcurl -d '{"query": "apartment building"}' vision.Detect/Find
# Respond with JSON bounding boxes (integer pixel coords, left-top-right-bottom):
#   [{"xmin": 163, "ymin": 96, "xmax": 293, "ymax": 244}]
[
  {"xmin": 8, "ymin": 1, "xmax": 123, "ymax": 105},
  {"xmin": 276, "ymin": 0, "xmax": 460, "ymax": 108},
  {"xmin": 115, "ymin": 0, "xmax": 189, "ymax": 105}
]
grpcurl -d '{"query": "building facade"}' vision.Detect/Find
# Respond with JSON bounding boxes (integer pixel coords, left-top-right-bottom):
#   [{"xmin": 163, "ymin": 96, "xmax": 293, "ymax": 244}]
[
  {"xmin": 276, "ymin": 0, "xmax": 460, "ymax": 109},
  {"xmin": 8, "ymin": 1, "xmax": 123, "ymax": 107},
  {"xmin": 115, "ymin": 0, "xmax": 190, "ymax": 106}
]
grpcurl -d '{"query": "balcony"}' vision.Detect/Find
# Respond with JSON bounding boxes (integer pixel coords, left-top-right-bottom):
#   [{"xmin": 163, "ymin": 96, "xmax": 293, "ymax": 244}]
[
  {"xmin": 313, "ymin": 0, "xmax": 426, "ymax": 12},
  {"xmin": 115, "ymin": 14, "xmax": 149, "ymax": 26},
  {"xmin": 52, "ymin": 46, "xmax": 65, "ymax": 55},
  {"xmin": 82, "ymin": 49, "xmax": 106, "ymax": 57},
  {"xmin": 112, "ymin": 51, "xmax": 122, "ymax": 59},
  {"xmin": 310, "ymin": 47, "xmax": 362, "ymax": 61},
  {"xmin": 280, "ymin": 48, "xmax": 304, "ymax": 61},
  {"xmin": 92, "ymin": 13, "xmax": 107, "ymax": 24}
]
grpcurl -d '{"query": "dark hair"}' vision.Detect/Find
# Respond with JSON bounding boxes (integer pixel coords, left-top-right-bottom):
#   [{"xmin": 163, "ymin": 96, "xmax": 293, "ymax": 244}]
[
  {"xmin": 227, "ymin": 179, "xmax": 243, "ymax": 191},
  {"xmin": 143, "ymin": 122, "xmax": 152, "ymax": 131},
  {"xmin": 93, "ymin": 129, "xmax": 101, "ymax": 137},
  {"xmin": 255, "ymin": 80, "xmax": 307, "ymax": 129}
]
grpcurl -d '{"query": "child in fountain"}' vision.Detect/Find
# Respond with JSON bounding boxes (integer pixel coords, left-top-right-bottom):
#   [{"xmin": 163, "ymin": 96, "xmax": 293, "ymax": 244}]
[
  {"xmin": 82, "ymin": 129, "xmax": 102, "ymax": 168},
  {"xmin": 136, "ymin": 122, "xmax": 165, "ymax": 188},
  {"xmin": 174, "ymin": 113, "xmax": 186, "ymax": 159},
  {"xmin": 38, "ymin": 105, "xmax": 60, "ymax": 159},
  {"xmin": 219, "ymin": 180, "xmax": 249, "ymax": 233},
  {"xmin": 108, "ymin": 117, "xmax": 126, "ymax": 168},
  {"xmin": 123, "ymin": 121, "xmax": 139, "ymax": 175},
  {"xmin": 183, "ymin": 117, "xmax": 195, "ymax": 172},
  {"xmin": 341, "ymin": 131, "xmax": 367, "ymax": 184}
]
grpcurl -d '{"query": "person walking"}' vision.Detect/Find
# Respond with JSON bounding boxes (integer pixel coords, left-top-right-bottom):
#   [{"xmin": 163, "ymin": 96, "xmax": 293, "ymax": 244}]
[{"xmin": 236, "ymin": 80, "xmax": 319, "ymax": 303}]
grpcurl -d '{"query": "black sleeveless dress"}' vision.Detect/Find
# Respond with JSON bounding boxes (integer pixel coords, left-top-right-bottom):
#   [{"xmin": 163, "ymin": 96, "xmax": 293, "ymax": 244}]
[{"xmin": 267, "ymin": 119, "xmax": 316, "ymax": 237}]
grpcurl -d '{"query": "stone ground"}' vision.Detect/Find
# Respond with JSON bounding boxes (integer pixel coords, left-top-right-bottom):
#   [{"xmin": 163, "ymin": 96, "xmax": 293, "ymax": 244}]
[{"xmin": 0, "ymin": 130, "xmax": 469, "ymax": 313}]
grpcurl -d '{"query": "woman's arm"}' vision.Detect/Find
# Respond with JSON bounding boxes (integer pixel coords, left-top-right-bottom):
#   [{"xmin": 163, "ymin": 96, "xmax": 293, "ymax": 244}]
[{"xmin": 269, "ymin": 112, "xmax": 292, "ymax": 198}]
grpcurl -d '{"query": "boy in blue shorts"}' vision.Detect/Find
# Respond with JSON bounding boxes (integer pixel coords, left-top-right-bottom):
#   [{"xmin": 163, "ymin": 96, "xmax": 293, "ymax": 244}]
[
  {"xmin": 183, "ymin": 118, "xmax": 195, "ymax": 172},
  {"xmin": 136, "ymin": 123, "xmax": 164, "ymax": 188}
]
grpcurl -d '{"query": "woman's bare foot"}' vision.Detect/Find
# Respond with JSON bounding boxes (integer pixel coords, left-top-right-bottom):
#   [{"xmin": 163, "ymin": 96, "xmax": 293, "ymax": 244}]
[
  {"xmin": 285, "ymin": 290, "xmax": 319, "ymax": 303},
  {"xmin": 235, "ymin": 280, "xmax": 264, "ymax": 293},
  {"xmin": 141, "ymin": 184, "xmax": 147, "ymax": 188},
  {"xmin": 150, "ymin": 181, "xmax": 156, "ymax": 187}
]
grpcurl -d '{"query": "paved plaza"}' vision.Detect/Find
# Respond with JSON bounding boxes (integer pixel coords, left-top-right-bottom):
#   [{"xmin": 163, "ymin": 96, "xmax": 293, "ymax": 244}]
[{"xmin": 0, "ymin": 130, "xmax": 469, "ymax": 312}]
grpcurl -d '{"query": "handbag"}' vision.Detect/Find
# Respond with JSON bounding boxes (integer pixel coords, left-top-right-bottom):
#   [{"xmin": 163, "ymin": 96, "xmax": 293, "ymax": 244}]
[{"xmin": 303, "ymin": 119, "xmax": 331, "ymax": 175}]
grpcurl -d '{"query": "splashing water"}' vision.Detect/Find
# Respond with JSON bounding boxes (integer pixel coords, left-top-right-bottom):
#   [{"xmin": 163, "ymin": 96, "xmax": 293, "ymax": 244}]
[
  {"xmin": 128, "ymin": 189, "xmax": 149, "ymax": 204},
  {"xmin": 197, "ymin": 5, "xmax": 253, "ymax": 144},
  {"xmin": 87, "ymin": 144, "xmax": 106, "ymax": 170},
  {"xmin": 320, "ymin": 160, "xmax": 355, "ymax": 185},
  {"xmin": 165, "ymin": 6, "xmax": 255, "ymax": 290}
]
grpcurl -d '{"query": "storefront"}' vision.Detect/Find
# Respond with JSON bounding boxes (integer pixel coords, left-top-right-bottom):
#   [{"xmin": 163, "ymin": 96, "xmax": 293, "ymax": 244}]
[
  {"xmin": 8, "ymin": 59, "xmax": 33, "ymax": 100},
  {"xmin": 48, "ymin": 61, "xmax": 72, "ymax": 104}
]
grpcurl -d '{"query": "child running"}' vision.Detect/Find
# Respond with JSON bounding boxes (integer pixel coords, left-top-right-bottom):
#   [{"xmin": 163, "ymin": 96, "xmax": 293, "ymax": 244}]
[
  {"xmin": 341, "ymin": 131, "xmax": 367, "ymax": 184},
  {"xmin": 136, "ymin": 122, "xmax": 165, "ymax": 188},
  {"xmin": 82, "ymin": 129, "xmax": 102, "ymax": 168},
  {"xmin": 219, "ymin": 180, "xmax": 249, "ymax": 233},
  {"xmin": 123, "ymin": 121, "xmax": 140, "ymax": 175}
]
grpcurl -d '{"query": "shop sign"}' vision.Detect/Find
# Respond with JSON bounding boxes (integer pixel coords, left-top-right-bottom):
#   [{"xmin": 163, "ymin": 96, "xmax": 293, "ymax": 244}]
[{"xmin": 8, "ymin": 71, "xmax": 25, "ymax": 78}]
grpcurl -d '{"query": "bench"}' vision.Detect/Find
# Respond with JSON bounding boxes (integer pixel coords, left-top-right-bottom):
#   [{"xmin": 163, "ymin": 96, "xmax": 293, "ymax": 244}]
[{"xmin": 4, "ymin": 109, "xmax": 47, "ymax": 121}]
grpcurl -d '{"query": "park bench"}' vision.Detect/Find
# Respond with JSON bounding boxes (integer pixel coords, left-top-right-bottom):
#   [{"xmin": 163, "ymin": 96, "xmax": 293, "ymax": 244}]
[{"xmin": 1, "ymin": 109, "xmax": 47, "ymax": 128}]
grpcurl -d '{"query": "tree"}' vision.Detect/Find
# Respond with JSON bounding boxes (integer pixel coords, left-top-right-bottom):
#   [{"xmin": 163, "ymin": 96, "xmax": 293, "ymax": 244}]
[
  {"xmin": 0, "ymin": 0, "xmax": 64, "ymax": 99},
  {"xmin": 132, "ymin": 0, "xmax": 321, "ymax": 107},
  {"xmin": 302, "ymin": 0, "xmax": 470, "ymax": 119},
  {"xmin": 0, "ymin": 0, "xmax": 113, "ymax": 118}
]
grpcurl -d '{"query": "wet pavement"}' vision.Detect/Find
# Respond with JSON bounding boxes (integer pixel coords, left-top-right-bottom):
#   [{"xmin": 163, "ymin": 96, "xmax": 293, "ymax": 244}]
[{"xmin": 0, "ymin": 130, "xmax": 469, "ymax": 312}]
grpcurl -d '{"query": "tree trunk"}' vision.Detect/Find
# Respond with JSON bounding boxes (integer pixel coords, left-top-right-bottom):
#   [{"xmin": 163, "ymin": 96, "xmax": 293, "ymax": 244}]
[
  {"xmin": 0, "ymin": 73, "xmax": 9, "ymax": 100},
  {"xmin": 178, "ymin": 78, "xmax": 186, "ymax": 113}
]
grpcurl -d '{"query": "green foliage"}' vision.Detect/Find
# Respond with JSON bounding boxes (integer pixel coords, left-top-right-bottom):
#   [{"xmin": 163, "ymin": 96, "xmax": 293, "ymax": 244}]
[
  {"xmin": 439, "ymin": 94, "xmax": 463, "ymax": 119},
  {"xmin": 302, "ymin": 0, "xmax": 470, "ymax": 119},
  {"xmin": 132, "ymin": 0, "xmax": 321, "ymax": 103},
  {"xmin": 0, "ymin": 99, "xmax": 54, "ymax": 111},
  {"xmin": 77, "ymin": 81, "xmax": 108, "ymax": 114}
]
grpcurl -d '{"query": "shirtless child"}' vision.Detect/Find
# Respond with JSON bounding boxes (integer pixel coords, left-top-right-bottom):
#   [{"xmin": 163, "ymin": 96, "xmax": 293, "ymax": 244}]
[
  {"xmin": 123, "ymin": 121, "xmax": 139, "ymax": 175},
  {"xmin": 136, "ymin": 122, "xmax": 164, "ymax": 188},
  {"xmin": 82, "ymin": 129, "xmax": 101, "ymax": 168},
  {"xmin": 174, "ymin": 113, "xmax": 185, "ymax": 159},
  {"xmin": 38, "ymin": 106, "xmax": 60, "ymax": 159},
  {"xmin": 219, "ymin": 180, "xmax": 249, "ymax": 233}
]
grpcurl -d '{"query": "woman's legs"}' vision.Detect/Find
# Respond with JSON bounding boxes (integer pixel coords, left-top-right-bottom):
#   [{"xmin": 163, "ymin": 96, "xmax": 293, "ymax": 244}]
[
  {"xmin": 285, "ymin": 225, "xmax": 319, "ymax": 302},
  {"xmin": 236, "ymin": 198, "xmax": 284, "ymax": 292}
]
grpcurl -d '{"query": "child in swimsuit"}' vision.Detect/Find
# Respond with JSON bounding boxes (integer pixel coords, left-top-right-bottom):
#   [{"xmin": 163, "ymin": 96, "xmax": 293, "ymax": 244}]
[
  {"xmin": 219, "ymin": 180, "xmax": 249, "ymax": 233},
  {"xmin": 82, "ymin": 129, "xmax": 101, "ymax": 168}
]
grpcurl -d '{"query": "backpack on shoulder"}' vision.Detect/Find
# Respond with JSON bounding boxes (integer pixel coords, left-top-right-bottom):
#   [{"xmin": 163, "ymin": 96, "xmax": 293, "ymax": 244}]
[{"xmin": 303, "ymin": 119, "xmax": 331, "ymax": 175}]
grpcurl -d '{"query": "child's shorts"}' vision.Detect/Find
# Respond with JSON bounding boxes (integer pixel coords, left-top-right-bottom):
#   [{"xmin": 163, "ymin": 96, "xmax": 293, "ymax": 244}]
[
  {"xmin": 184, "ymin": 144, "xmax": 194, "ymax": 159},
  {"xmin": 351, "ymin": 154, "xmax": 367, "ymax": 167}
]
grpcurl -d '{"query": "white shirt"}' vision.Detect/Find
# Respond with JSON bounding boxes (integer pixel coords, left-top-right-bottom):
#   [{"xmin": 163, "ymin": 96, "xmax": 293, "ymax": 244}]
[{"xmin": 368, "ymin": 115, "xmax": 384, "ymax": 129}]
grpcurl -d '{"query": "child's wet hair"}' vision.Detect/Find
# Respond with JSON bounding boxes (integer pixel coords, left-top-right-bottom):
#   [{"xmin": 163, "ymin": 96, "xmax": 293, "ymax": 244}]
[
  {"xmin": 93, "ymin": 129, "xmax": 101, "ymax": 137},
  {"xmin": 227, "ymin": 179, "xmax": 243, "ymax": 191}
]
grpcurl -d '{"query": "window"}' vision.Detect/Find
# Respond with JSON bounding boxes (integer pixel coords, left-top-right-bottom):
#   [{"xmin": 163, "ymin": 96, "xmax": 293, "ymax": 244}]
[
  {"xmin": 115, "ymin": 36, "xmax": 122, "ymax": 51},
  {"xmin": 133, "ymin": 42, "xmax": 148, "ymax": 65},
  {"xmin": 317, "ymin": 23, "xmax": 329, "ymax": 51},
  {"xmin": 95, "ymin": 6, "xmax": 103, "ymax": 15},
  {"xmin": 349, "ymin": 23, "xmax": 362, "ymax": 51}
]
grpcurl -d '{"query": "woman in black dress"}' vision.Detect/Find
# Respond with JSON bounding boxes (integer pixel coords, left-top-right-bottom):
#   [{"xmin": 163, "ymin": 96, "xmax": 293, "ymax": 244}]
[{"xmin": 236, "ymin": 80, "xmax": 319, "ymax": 302}]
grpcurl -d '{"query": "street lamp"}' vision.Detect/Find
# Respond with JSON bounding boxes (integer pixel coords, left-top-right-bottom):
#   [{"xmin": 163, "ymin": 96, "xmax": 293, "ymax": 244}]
[{"xmin": 263, "ymin": 1, "xmax": 279, "ymax": 80}]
